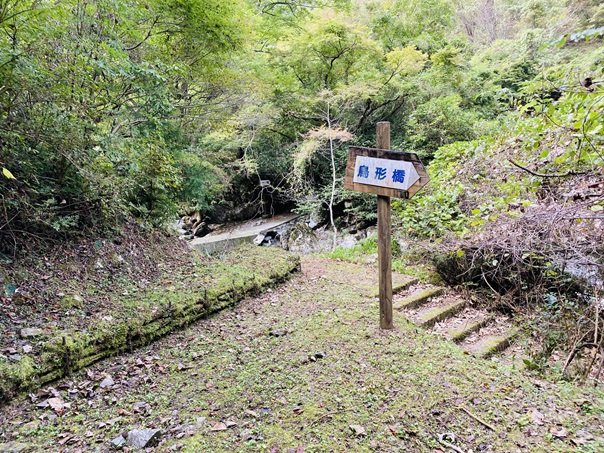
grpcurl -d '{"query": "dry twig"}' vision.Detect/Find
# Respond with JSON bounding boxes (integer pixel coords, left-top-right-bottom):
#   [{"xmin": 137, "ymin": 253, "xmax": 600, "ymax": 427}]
[{"xmin": 457, "ymin": 405, "xmax": 497, "ymax": 432}]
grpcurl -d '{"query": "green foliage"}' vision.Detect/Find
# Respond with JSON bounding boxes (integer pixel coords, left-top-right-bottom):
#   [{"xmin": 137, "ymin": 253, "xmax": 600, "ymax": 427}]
[
  {"xmin": 1, "ymin": 0, "xmax": 603, "ymax": 256},
  {"xmin": 408, "ymin": 95, "xmax": 478, "ymax": 159},
  {"xmin": 324, "ymin": 236, "xmax": 378, "ymax": 261},
  {"xmin": 0, "ymin": 0, "xmax": 254, "ymax": 254}
]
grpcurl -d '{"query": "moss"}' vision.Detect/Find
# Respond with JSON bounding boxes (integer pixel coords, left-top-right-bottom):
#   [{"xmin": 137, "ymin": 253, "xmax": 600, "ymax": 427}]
[
  {"xmin": 0, "ymin": 356, "xmax": 37, "ymax": 402},
  {"xmin": 59, "ymin": 295, "xmax": 84, "ymax": 309},
  {"xmin": 0, "ymin": 245, "xmax": 300, "ymax": 405},
  {"xmin": 393, "ymin": 286, "xmax": 445, "ymax": 310}
]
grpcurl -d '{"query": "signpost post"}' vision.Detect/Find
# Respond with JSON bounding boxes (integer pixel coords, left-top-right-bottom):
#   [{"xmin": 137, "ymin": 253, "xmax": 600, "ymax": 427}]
[{"xmin": 344, "ymin": 122, "xmax": 429, "ymax": 329}]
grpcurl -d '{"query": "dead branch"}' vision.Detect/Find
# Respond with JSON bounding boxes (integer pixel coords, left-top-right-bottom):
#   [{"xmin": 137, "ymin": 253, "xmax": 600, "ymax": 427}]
[
  {"xmin": 457, "ymin": 405, "xmax": 497, "ymax": 432},
  {"xmin": 508, "ymin": 159, "xmax": 589, "ymax": 178}
]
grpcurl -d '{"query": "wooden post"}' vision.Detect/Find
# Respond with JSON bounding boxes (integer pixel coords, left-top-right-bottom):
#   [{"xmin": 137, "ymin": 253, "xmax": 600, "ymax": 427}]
[{"xmin": 376, "ymin": 122, "xmax": 393, "ymax": 330}]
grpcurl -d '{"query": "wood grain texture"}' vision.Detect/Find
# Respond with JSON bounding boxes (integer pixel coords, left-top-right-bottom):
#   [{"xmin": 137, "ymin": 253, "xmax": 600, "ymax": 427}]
[{"xmin": 376, "ymin": 122, "xmax": 393, "ymax": 330}]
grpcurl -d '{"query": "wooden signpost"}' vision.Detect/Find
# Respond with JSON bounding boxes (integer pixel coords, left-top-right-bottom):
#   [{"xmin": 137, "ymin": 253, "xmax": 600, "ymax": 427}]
[{"xmin": 344, "ymin": 122, "xmax": 429, "ymax": 329}]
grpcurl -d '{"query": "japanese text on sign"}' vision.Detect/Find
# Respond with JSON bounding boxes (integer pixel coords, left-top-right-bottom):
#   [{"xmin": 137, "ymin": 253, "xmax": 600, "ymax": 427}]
[{"xmin": 352, "ymin": 156, "xmax": 419, "ymax": 191}]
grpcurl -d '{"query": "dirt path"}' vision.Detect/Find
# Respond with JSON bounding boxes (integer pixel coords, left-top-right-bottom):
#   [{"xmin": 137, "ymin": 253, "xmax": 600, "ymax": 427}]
[{"xmin": 1, "ymin": 256, "xmax": 603, "ymax": 452}]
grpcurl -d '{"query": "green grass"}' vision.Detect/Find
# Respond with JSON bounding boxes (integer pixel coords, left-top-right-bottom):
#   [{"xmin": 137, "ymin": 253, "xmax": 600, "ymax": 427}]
[
  {"xmin": 325, "ymin": 235, "xmax": 442, "ymax": 284},
  {"xmin": 2, "ymin": 256, "xmax": 603, "ymax": 452}
]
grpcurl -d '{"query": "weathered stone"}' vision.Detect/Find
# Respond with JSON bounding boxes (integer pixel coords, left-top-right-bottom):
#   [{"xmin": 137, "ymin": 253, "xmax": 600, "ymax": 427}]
[
  {"xmin": 307, "ymin": 218, "xmax": 320, "ymax": 229},
  {"xmin": 19, "ymin": 328, "xmax": 43, "ymax": 338},
  {"xmin": 393, "ymin": 286, "xmax": 445, "ymax": 311},
  {"xmin": 0, "ymin": 441, "xmax": 31, "ymax": 452},
  {"xmin": 20, "ymin": 420, "xmax": 40, "ymax": 434},
  {"xmin": 269, "ymin": 329, "xmax": 287, "ymax": 337},
  {"xmin": 100, "ymin": 375, "xmax": 115, "ymax": 388},
  {"xmin": 240, "ymin": 429, "xmax": 254, "ymax": 440},
  {"xmin": 127, "ymin": 429, "xmax": 162, "ymax": 449},
  {"xmin": 132, "ymin": 401, "xmax": 149, "ymax": 413},
  {"xmin": 253, "ymin": 234, "xmax": 266, "ymax": 246},
  {"xmin": 111, "ymin": 435, "xmax": 126, "ymax": 449}
]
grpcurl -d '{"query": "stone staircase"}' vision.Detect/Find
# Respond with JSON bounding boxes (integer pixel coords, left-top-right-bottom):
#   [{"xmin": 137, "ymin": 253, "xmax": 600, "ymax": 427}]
[{"xmin": 391, "ymin": 281, "xmax": 518, "ymax": 359}]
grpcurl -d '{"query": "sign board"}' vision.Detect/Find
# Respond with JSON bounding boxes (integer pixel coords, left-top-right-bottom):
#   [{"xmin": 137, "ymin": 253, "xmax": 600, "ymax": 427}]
[{"xmin": 344, "ymin": 147, "xmax": 429, "ymax": 199}]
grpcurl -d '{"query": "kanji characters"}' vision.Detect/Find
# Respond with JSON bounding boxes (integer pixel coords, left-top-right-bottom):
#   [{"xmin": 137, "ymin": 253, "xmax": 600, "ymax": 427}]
[
  {"xmin": 357, "ymin": 165, "xmax": 369, "ymax": 178},
  {"xmin": 392, "ymin": 169, "xmax": 406, "ymax": 183},
  {"xmin": 375, "ymin": 167, "xmax": 387, "ymax": 180}
]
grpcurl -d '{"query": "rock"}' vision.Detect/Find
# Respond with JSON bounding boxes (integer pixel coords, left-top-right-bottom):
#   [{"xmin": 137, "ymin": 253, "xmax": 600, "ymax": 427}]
[
  {"xmin": 338, "ymin": 235, "xmax": 358, "ymax": 249},
  {"xmin": 192, "ymin": 222, "xmax": 209, "ymax": 237},
  {"xmin": 286, "ymin": 223, "xmax": 319, "ymax": 254},
  {"xmin": 19, "ymin": 328, "xmax": 43, "ymax": 338},
  {"xmin": 20, "ymin": 420, "xmax": 40, "ymax": 434},
  {"xmin": 307, "ymin": 218, "xmax": 320, "ymax": 229},
  {"xmin": 240, "ymin": 429, "xmax": 254, "ymax": 441},
  {"xmin": 269, "ymin": 329, "xmax": 287, "ymax": 337},
  {"xmin": 126, "ymin": 429, "xmax": 162, "ymax": 449},
  {"xmin": 111, "ymin": 435, "xmax": 126, "ymax": 448},
  {"xmin": 100, "ymin": 375, "xmax": 115, "ymax": 388},
  {"xmin": 8, "ymin": 354, "xmax": 22, "ymax": 362},
  {"xmin": 314, "ymin": 352, "xmax": 326, "ymax": 359},
  {"xmin": 132, "ymin": 401, "xmax": 150, "ymax": 413},
  {"xmin": 253, "ymin": 234, "xmax": 266, "ymax": 246},
  {"xmin": 61, "ymin": 294, "xmax": 83, "ymax": 309},
  {"xmin": 0, "ymin": 441, "xmax": 31, "ymax": 452}
]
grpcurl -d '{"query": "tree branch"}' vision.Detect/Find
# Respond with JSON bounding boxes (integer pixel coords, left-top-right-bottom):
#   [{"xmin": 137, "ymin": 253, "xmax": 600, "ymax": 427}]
[{"xmin": 508, "ymin": 159, "xmax": 589, "ymax": 178}]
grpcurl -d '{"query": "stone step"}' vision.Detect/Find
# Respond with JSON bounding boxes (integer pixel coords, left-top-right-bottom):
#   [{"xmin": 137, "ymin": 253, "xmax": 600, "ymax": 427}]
[
  {"xmin": 413, "ymin": 299, "xmax": 466, "ymax": 328},
  {"xmin": 371, "ymin": 275, "xmax": 419, "ymax": 298},
  {"xmin": 438, "ymin": 312, "xmax": 492, "ymax": 343},
  {"xmin": 462, "ymin": 328, "xmax": 519, "ymax": 359},
  {"xmin": 393, "ymin": 286, "xmax": 445, "ymax": 311}
]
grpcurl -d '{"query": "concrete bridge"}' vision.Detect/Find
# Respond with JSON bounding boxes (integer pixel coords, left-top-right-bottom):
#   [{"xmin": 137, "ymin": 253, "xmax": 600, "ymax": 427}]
[{"xmin": 190, "ymin": 213, "xmax": 300, "ymax": 254}]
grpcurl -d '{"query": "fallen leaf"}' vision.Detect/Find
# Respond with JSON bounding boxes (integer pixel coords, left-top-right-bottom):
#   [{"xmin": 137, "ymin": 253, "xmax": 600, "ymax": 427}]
[
  {"xmin": 349, "ymin": 424, "xmax": 366, "ymax": 436},
  {"xmin": 530, "ymin": 409, "xmax": 544, "ymax": 426},
  {"xmin": 210, "ymin": 422, "xmax": 227, "ymax": 431},
  {"xmin": 571, "ymin": 429, "xmax": 595, "ymax": 445},
  {"xmin": 2, "ymin": 167, "xmax": 16, "ymax": 180},
  {"xmin": 550, "ymin": 426, "xmax": 568, "ymax": 438},
  {"xmin": 57, "ymin": 433, "xmax": 73, "ymax": 445},
  {"xmin": 47, "ymin": 397, "xmax": 67, "ymax": 414}
]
